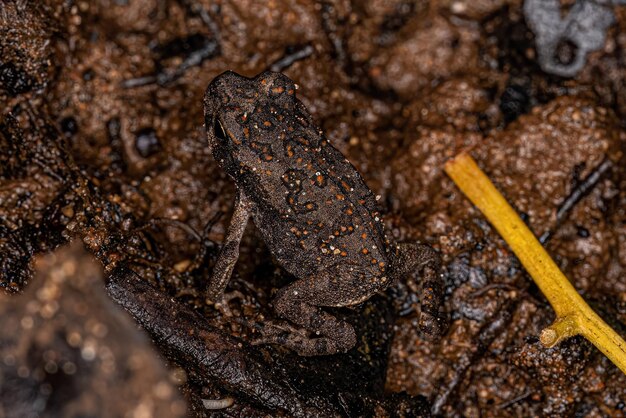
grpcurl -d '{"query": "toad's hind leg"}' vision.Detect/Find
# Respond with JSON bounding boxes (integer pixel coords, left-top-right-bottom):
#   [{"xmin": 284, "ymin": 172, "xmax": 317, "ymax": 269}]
[
  {"xmin": 394, "ymin": 243, "xmax": 445, "ymax": 340},
  {"xmin": 256, "ymin": 272, "xmax": 368, "ymax": 356}
]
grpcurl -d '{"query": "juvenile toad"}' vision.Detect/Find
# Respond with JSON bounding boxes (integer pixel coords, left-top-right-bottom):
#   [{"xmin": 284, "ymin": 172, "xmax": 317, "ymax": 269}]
[{"xmin": 203, "ymin": 71, "xmax": 444, "ymax": 356}]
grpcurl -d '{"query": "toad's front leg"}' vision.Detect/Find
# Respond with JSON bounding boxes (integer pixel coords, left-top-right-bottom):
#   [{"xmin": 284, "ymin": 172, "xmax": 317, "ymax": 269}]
[{"xmin": 205, "ymin": 191, "xmax": 252, "ymax": 302}]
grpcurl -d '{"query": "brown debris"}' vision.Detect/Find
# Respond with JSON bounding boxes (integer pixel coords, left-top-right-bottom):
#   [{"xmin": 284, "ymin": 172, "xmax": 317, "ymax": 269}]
[{"xmin": 0, "ymin": 243, "xmax": 185, "ymax": 418}]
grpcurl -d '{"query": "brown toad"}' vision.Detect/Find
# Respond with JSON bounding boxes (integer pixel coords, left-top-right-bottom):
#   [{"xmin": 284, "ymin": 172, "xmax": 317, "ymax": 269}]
[{"xmin": 203, "ymin": 70, "xmax": 444, "ymax": 356}]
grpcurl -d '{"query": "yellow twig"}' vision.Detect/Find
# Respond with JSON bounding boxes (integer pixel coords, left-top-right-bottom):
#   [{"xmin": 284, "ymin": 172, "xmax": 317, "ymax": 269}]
[{"xmin": 444, "ymin": 152, "xmax": 626, "ymax": 374}]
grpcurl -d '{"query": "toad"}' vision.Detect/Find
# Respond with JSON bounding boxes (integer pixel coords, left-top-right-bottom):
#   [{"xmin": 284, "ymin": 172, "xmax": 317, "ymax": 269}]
[{"xmin": 203, "ymin": 71, "xmax": 444, "ymax": 356}]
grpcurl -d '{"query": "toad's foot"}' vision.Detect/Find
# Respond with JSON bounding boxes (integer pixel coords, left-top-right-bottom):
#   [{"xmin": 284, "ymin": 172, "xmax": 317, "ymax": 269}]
[
  {"xmin": 252, "ymin": 317, "xmax": 355, "ymax": 357},
  {"xmin": 250, "ymin": 320, "xmax": 307, "ymax": 348},
  {"xmin": 417, "ymin": 263, "xmax": 446, "ymax": 340},
  {"xmin": 394, "ymin": 242, "xmax": 446, "ymax": 340},
  {"xmin": 213, "ymin": 290, "xmax": 247, "ymax": 317}
]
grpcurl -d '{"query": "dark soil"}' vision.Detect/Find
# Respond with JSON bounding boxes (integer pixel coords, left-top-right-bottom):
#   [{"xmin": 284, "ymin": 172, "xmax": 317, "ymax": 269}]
[{"xmin": 1, "ymin": 0, "xmax": 625, "ymax": 417}]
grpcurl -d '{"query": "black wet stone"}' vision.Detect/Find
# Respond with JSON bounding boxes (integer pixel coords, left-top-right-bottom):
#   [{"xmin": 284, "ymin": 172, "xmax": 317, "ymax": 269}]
[
  {"xmin": 576, "ymin": 226, "xmax": 590, "ymax": 238},
  {"xmin": 135, "ymin": 128, "xmax": 161, "ymax": 158},
  {"xmin": 82, "ymin": 69, "xmax": 95, "ymax": 81},
  {"xmin": 500, "ymin": 81, "xmax": 531, "ymax": 124},
  {"xmin": 60, "ymin": 117, "xmax": 78, "ymax": 136},
  {"xmin": 0, "ymin": 63, "xmax": 35, "ymax": 96}
]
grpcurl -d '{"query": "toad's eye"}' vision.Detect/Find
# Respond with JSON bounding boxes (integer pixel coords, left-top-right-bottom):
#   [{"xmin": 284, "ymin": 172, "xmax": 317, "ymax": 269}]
[{"xmin": 214, "ymin": 119, "xmax": 228, "ymax": 142}]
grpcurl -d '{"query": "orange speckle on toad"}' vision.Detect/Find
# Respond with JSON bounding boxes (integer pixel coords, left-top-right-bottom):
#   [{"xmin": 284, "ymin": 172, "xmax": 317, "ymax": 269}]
[{"xmin": 362, "ymin": 248, "xmax": 369, "ymax": 255}]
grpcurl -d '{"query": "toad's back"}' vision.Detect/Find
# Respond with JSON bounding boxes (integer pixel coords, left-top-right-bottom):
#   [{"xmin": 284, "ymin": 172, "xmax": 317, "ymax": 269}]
[{"xmin": 204, "ymin": 71, "xmax": 391, "ymax": 280}]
